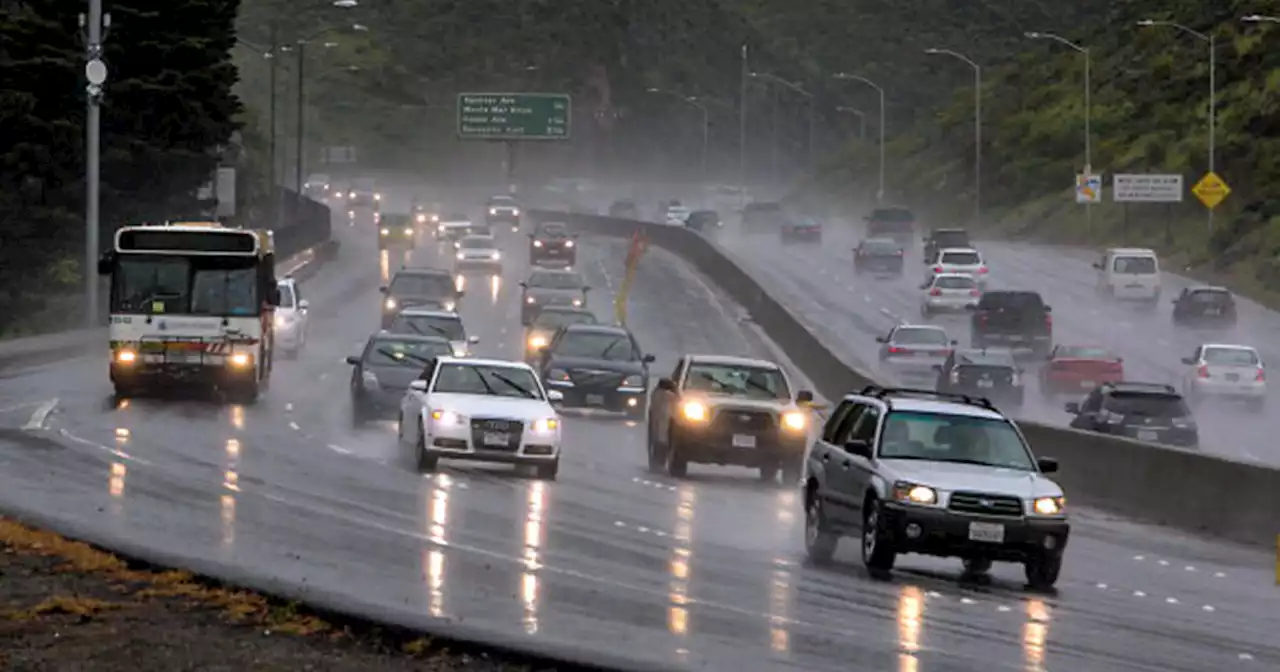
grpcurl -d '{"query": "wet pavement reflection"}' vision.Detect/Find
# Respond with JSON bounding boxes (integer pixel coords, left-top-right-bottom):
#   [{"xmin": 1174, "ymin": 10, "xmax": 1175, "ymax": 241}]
[{"xmin": 521, "ymin": 480, "xmax": 545, "ymax": 634}]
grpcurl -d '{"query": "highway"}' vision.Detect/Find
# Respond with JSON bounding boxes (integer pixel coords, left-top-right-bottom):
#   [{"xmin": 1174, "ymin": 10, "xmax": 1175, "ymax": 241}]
[
  {"xmin": 0, "ymin": 203, "xmax": 1275, "ymax": 671},
  {"xmin": 719, "ymin": 222, "xmax": 1280, "ymax": 464}
]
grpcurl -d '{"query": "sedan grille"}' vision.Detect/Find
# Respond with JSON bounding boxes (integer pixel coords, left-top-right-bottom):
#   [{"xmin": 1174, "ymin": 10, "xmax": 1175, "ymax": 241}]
[
  {"xmin": 711, "ymin": 409, "xmax": 775, "ymax": 432},
  {"xmin": 470, "ymin": 418, "xmax": 524, "ymax": 452},
  {"xmin": 957, "ymin": 365, "xmax": 1013, "ymax": 387},
  {"xmin": 948, "ymin": 492, "xmax": 1023, "ymax": 516},
  {"xmin": 570, "ymin": 369, "xmax": 623, "ymax": 388}
]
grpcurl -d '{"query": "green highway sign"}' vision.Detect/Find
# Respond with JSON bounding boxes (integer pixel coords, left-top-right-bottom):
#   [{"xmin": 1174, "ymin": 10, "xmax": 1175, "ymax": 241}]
[{"xmin": 456, "ymin": 93, "xmax": 571, "ymax": 141}]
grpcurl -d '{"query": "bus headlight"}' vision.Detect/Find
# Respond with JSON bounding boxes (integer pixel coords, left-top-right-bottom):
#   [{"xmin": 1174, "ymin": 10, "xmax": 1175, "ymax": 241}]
[
  {"xmin": 115, "ymin": 349, "xmax": 137, "ymax": 364},
  {"xmin": 229, "ymin": 352, "xmax": 251, "ymax": 368}
]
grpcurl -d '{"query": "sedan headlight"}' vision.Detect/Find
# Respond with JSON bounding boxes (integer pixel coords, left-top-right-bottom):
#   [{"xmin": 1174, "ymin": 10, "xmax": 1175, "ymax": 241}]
[
  {"xmin": 430, "ymin": 409, "xmax": 462, "ymax": 426},
  {"xmin": 489, "ymin": 207, "xmax": 498, "ymax": 215},
  {"xmin": 456, "ymin": 252, "xmax": 465, "ymax": 260},
  {"xmin": 533, "ymin": 240, "xmax": 543, "ymax": 248},
  {"xmin": 564, "ymin": 240, "xmax": 575, "ymax": 248},
  {"xmin": 380, "ymin": 228, "xmax": 389, "ymax": 236},
  {"xmin": 375, "ymin": 193, "xmax": 382, "ymax": 201},
  {"xmin": 348, "ymin": 191, "xmax": 356, "ymax": 198},
  {"xmin": 572, "ymin": 298, "xmax": 582, "ymax": 307},
  {"xmin": 512, "ymin": 208, "xmax": 521, "ymax": 216},
  {"xmin": 891, "ymin": 481, "xmax": 937, "ymax": 505},
  {"xmin": 526, "ymin": 296, "xmax": 537, "ymax": 304},
  {"xmin": 1032, "ymin": 496, "xmax": 1065, "ymax": 516},
  {"xmin": 491, "ymin": 251, "xmax": 501, "ymax": 260},
  {"xmin": 532, "ymin": 418, "xmax": 559, "ymax": 434},
  {"xmin": 781, "ymin": 411, "xmax": 806, "ymax": 431},
  {"xmin": 680, "ymin": 400, "xmax": 708, "ymax": 422},
  {"xmin": 404, "ymin": 227, "xmax": 414, "ymax": 236},
  {"xmin": 384, "ymin": 298, "xmax": 397, "ymax": 310}
]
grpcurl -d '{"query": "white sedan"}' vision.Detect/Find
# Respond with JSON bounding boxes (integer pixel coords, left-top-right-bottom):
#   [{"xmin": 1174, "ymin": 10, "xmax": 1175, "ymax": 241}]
[
  {"xmin": 1181, "ymin": 343, "xmax": 1266, "ymax": 411},
  {"xmin": 398, "ymin": 357, "xmax": 564, "ymax": 479}
]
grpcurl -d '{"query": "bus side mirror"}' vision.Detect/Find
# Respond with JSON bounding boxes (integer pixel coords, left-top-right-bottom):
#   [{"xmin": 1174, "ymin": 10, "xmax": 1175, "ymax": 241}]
[
  {"xmin": 269, "ymin": 288, "xmax": 281, "ymax": 306},
  {"xmin": 97, "ymin": 254, "xmax": 113, "ymax": 276}
]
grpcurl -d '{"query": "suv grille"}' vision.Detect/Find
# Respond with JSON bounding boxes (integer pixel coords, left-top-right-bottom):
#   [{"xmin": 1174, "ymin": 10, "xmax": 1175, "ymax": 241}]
[
  {"xmin": 948, "ymin": 492, "xmax": 1023, "ymax": 516},
  {"xmin": 711, "ymin": 410, "xmax": 775, "ymax": 432},
  {"xmin": 470, "ymin": 418, "xmax": 524, "ymax": 452}
]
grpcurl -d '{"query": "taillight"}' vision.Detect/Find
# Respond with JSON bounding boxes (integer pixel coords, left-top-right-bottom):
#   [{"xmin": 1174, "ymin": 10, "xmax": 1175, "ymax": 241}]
[
  {"xmin": 1257, "ymin": 368, "xmax": 1265, "ymax": 382},
  {"xmin": 933, "ymin": 265, "xmax": 943, "ymax": 273},
  {"xmin": 1197, "ymin": 365, "xmax": 1210, "ymax": 379},
  {"xmin": 1045, "ymin": 314, "xmax": 1053, "ymax": 327},
  {"xmin": 888, "ymin": 346, "xmax": 906, "ymax": 354},
  {"xmin": 1108, "ymin": 360, "xmax": 1124, "ymax": 372},
  {"xmin": 929, "ymin": 288, "xmax": 941, "ymax": 296},
  {"xmin": 969, "ymin": 289, "xmax": 980, "ymax": 297},
  {"xmin": 977, "ymin": 266, "xmax": 989, "ymax": 274}
]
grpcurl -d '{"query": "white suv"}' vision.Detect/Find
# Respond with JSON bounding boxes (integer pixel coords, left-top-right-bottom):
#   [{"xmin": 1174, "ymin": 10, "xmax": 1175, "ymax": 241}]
[{"xmin": 802, "ymin": 386, "xmax": 1069, "ymax": 589}]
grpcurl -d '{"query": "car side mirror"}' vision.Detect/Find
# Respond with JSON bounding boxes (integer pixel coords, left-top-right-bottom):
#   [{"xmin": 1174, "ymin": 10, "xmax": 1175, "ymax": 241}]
[
  {"xmin": 1044, "ymin": 305, "xmax": 1052, "ymax": 312},
  {"xmin": 931, "ymin": 364, "xmax": 943, "ymax": 372},
  {"xmin": 298, "ymin": 299, "xmax": 310, "ymax": 310},
  {"xmin": 519, "ymin": 282, "xmax": 527, "ymax": 288},
  {"xmin": 950, "ymin": 340, "xmax": 959, "ymax": 346},
  {"xmin": 795, "ymin": 390, "xmax": 814, "ymax": 404},
  {"xmin": 1091, "ymin": 262, "xmax": 1101, "ymax": 270},
  {"xmin": 468, "ymin": 336, "xmax": 480, "ymax": 344},
  {"xmin": 379, "ymin": 285, "xmax": 388, "ymax": 293},
  {"xmin": 1037, "ymin": 457, "xmax": 1059, "ymax": 474},
  {"xmin": 409, "ymin": 380, "xmax": 428, "ymax": 392},
  {"xmin": 843, "ymin": 439, "xmax": 872, "ymax": 458},
  {"xmin": 657, "ymin": 377, "xmax": 675, "ymax": 391},
  {"xmin": 345, "ymin": 355, "xmax": 361, "ymax": 365},
  {"xmin": 1180, "ymin": 357, "xmax": 1194, "ymax": 365},
  {"xmin": 874, "ymin": 336, "xmax": 885, "ymax": 343},
  {"xmin": 547, "ymin": 389, "xmax": 565, "ymax": 403},
  {"xmin": 1064, "ymin": 402, "xmax": 1080, "ymax": 414},
  {"xmin": 643, "ymin": 354, "xmax": 656, "ymax": 363}
]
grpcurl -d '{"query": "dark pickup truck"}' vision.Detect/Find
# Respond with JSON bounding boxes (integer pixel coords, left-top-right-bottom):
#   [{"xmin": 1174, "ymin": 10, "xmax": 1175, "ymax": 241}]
[{"xmin": 969, "ymin": 290, "xmax": 1052, "ymax": 355}]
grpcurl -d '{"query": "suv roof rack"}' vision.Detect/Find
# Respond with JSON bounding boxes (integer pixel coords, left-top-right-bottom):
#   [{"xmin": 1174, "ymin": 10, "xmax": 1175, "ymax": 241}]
[{"xmin": 858, "ymin": 385, "xmax": 997, "ymax": 412}]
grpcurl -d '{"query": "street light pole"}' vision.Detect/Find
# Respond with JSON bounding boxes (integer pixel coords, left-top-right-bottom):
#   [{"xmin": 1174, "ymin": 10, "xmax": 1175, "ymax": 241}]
[
  {"xmin": 1026, "ymin": 31, "xmax": 1091, "ymax": 230},
  {"xmin": 925, "ymin": 49, "xmax": 982, "ymax": 225},
  {"xmin": 832, "ymin": 73, "xmax": 886, "ymax": 201},
  {"xmin": 268, "ymin": 25, "xmax": 278, "ymax": 223},
  {"xmin": 82, "ymin": 1, "xmax": 109, "ymax": 328},
  {"xmin": 1138, "ymin": 19, "xmax": 1215, "ymax": 233},
  {"xmin": 739, "ymin": 43, "xmax": 748, "ymax": 195}
]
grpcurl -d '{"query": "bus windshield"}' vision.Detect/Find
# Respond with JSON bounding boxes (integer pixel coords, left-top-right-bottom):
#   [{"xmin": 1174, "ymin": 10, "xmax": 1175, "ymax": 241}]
[{"xmin": 111, "ymin": 255, "xmax": 262, "ymax": 317}]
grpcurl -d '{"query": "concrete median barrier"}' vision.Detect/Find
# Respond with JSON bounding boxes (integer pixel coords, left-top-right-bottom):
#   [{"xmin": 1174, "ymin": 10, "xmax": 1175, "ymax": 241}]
[{"xmin": 531, "ymin": 208, "xmax": 1279, "ymax": 548}]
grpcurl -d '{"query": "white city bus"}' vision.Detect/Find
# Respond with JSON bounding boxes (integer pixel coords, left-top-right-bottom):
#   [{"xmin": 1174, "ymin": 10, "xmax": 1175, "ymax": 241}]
[{"xmin": 97, "ymin": 222, "xmax": 280, "ymax": 402}]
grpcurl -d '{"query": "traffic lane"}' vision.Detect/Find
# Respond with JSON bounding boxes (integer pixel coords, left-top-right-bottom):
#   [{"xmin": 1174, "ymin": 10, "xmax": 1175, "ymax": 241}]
[
  {"xmin": 719, "ymin": 227, "xmax": 1276, "ymax": 463},
  {"xmin": 585, "ymin": 236, "xmax": 1280, "ymax": 671}
]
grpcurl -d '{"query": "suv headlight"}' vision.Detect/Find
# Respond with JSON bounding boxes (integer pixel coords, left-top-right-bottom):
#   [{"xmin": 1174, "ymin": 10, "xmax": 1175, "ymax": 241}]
[
  {"xmin": 532, "ymin": 418, "xmax": 559, "ymax": 434},
  {"xmin": 564, "ymin": 240, "xmax": 575, "ymax": 248},
  {"xmin": 384, "ymin": 298, "xmax": 397, "ymax": 310},
  {"xmin": 380, "ymin": 228, "xmax": 389, "ymax": 236},
  {"xmin": 891, "ymin": 481, "xmax": 937, "ymax": 505},
  {"xmin": 620, "ymin": 374, "xmax": 644, "ymax": 388},
  {"xmin": 528, "ymin": 334, "xmax": 548, "ymax": 349},
  {"xmin": 1032, "ymin": 496, "xmax": 1065, "ymax": 516},
  {"xmin": 430, "ymin": 409, "xmax": 462, "ymax": 426},
  {"xmin": 680, "ymin": 400, "xmax": 708, "ymax": 421},
  {"xmin": 781, "ymin": 411, "xmax": 806, "ymax": 431}
]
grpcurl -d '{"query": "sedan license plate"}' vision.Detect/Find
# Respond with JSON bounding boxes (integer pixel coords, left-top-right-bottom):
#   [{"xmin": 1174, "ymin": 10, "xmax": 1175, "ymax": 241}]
[
  {"xmin": 977, "ymin": 379, "xmax": 995, "ymax": 388},
  {"xmin": 968, "ymin": 522, "xmax": 1005, "ymax": 543},
  {"xmin": 1136, "ymin": 430, "xmax": 1159, "ymax": 442},
  {"xmin": 1079, "ymin": 380, "xmax": 1095, "ymax": 388},
  {"xmin": 1205, "ymin": 308, "xmax": 1221, "ymax": 316},
  {"xmin": 1225, "ymin": 373, "xmax": 1239, "ymax": 382},
  {"xmin": 482, "ymin": 432, "xmax": 510, "ymax": 447},
  {"xmin": 585, "ymin": 394, "xmax": 605, "ymax": 406},
  {"xmin": 732, "ymin": 434, "xmax": 757, "ymax": 449}
]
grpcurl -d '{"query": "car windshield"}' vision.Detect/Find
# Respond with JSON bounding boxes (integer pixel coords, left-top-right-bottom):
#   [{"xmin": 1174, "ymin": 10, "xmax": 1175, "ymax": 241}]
[
  {"xmin": 537, "ymin": 224, "xmax": 569, "ymax": 237},
  {"xmin": 532, "ymin": 310, "xmax": 598, "ymax": 329},
  {"xmin": 892, "ymin": 328, "xmax": 949, "ymax": 345},
  {"xmin": 460, "ymin": 237, "xmax": 493, "ymax": 249},
  {"xmin": 389, "ymin": 314, "xmax": 465, "ymax": 340},
  {"xmin": 683, "ymin": 363, "xmax": 790, "ymax": 400},
  {"xmin": 366, "ymin": 338, "xmax": 452, "ymax": 366},
  {"xmin": 277, "ymin": 283, "xmax": 295, "ymax": 309},
  {"xmin": 1102, "ymin": 392, "xmax": 1190, "ymax": 418},
  {"xmin": 490, "ymin": 197, "xmax": 514, "ymax": 205},
  {"xmin": 879, "ymin": 411, "xmax": 1036, "ymax": 471},
  {"xmin": 862, "ymin": 239, "xmax": 902, "ymax": 254},
  {"xmin": 981, "ymin": 292, "xmax": 1044, "ymax": 310},
  {"xmin": 934, "ymin": 231, "xmax": 970, "ymax": 245},
  {"xmin": 1203, "ymin": 348, "xmax": 1259, "ymax": 366},
  {"xmin": 1114, "ymin": 256, "xmax": 1156, "ymax": 274},
  {"xmin": 935, "ymin": 275, "xmax": 976, "ymax": 289},
  {"xmin": 1055, "ymin": 346, "xmax": 1113, "ymax": 359},
  {"xmin": 1190, "ymin": 290, "xmax": 1231, "ymax": 304},
  {"xmin": 941, "ymin": 251, "xmax": 981, "ymax": 265},
  {"xmin": 390, "ymin": 273, "xmax": 455, "ymax": 297},
  {"xmin": 553, "ymin": 331, "xmax": 638, "ymax": 361},
  {"xmin": 528, "ymin": 272, "xmax": 584, "ymax": 289},
  {"xmin": 870, "ymin": 208, "xmax": 914, "ymax": 222},
  {"xmin": 433, "ymin": 363, "xmax": 544, "ymax": 400}
]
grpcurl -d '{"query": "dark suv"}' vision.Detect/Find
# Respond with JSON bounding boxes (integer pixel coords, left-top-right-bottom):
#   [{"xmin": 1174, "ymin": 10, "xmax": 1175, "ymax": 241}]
[
  {"xmin": 969, "ymin": 290, "xmax": 1052, "ymax": 356},
  {"xmin": 529, "ymin": 221, "xmax": 577, "ymax": 267},
  {"xmin": 742, "ymin": 201, "xmax": 785, "ymax": 234},
  {"xmin": 865, "ymin": 207, "xmax": 916, "ymax": 245},
  {"xmin": 934, "ymin": 348, "xmax": 1025, "ymax": 410},
  {"xmin": 1065, "ymin": 382, "xmax": 1199, "ymax": 448},
  {"xmin": 1171, "ymin": 286, "xmax": 1237, "ymax": 328},
  {"xmin": 923, "ymin": 228, "xmax": 971, "ymax": 264}
]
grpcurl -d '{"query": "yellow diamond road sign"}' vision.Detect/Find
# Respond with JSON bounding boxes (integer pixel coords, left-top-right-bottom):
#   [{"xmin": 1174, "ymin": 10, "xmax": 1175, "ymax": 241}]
[{"xmin": 1192, "ymin": 171, "xmax": 1230, "ymax": 209}]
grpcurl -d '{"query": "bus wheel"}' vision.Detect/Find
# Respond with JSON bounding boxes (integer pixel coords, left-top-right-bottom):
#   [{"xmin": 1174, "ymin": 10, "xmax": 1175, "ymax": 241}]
[{"xmin": 228, "ymin": 381, "xmax": 259, "ymax": 405}]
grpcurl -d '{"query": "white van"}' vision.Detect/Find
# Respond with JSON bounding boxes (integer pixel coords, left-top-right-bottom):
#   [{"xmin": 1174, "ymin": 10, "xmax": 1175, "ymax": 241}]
[{"xmin": 1094, "ymin": 247, "xmax": 1161, "ymax": 305}]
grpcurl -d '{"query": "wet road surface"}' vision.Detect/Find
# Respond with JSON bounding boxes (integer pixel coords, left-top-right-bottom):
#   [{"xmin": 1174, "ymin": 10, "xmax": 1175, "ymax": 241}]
[{"xmin": 0, "ymin": 214, "xmax": 1275, "ymax": 670}]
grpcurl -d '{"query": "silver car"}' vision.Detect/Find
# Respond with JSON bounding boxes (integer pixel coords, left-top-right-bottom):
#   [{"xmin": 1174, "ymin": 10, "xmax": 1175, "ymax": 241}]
[
  {"xmin": 921, "ymin": 273, "xmax": 981, "ymax": 316},
  {"xmin": 876, "ymin": 324, "xmax": 957, "ymax": 383},
  {"xmin": 927, "ymin": 247, "xmax": 989, "ymax": 289},
  {"xmin": 1181, "ymin": 343, "xmax": 1266, "ymax": 411},
  {"xmin": 454, "ymin": 235, "xmax": 502, "ymax": 273}
]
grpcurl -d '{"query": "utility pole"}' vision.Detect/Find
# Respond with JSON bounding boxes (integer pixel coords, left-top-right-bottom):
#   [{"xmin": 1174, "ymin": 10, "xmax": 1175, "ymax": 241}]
[
  {"xmin": 268, "ymin": 23, "xmax": 279, "ymax": 224},
  {"xmin": 81, "ymin": 2, "xmax": 110, "ymax": 329},
  {"xmin": 739, "ymin": 43, "xmax": 748, "ymax": 196},
  {"xmin": 294, "ymin": 41, "xmax": 306, "ymax": 195}
]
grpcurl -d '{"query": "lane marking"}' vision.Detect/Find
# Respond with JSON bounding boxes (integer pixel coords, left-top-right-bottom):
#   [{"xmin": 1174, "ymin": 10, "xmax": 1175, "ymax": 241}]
[
  {"xmin": 22, "ymin": 398, "xmax": 58, "ymax": 431},
  {"xmin": 288, "ymin": 421, "xmax": 301, "ymax": 431},
  {"xmin": 0, "ymin": 400, "xmax": 42, "ymax": 414},
  {"xmin": 328, "ymin": 444, "xmax": 352, "ymax": 454}
]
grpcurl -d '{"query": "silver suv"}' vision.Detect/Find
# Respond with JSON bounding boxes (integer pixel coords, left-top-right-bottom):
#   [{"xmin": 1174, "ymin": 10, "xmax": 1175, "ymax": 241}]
[{"xmin": 802, "ymin": 386, "xmax": 1069, "ymax": 589}]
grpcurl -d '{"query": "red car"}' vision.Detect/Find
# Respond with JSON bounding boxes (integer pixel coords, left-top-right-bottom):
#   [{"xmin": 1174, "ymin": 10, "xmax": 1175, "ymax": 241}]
[{"xmin": 1040, "ymin": 345, "xmax": 1124, "ymax": 396}]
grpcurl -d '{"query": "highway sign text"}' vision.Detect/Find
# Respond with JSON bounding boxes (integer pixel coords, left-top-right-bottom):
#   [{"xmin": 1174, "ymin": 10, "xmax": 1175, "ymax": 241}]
[
  {"xmin": 1113, "ymin": 174, "xmax": 1184, "ymax": 203},
  {"xmin": 457, "ymin": 93, "xmax": 571, "ymax": 141}
]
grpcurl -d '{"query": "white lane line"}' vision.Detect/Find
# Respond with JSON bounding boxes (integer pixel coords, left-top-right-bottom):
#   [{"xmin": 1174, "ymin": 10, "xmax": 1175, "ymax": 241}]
[
  {"xmin": 285, "ymin": 403, "xmax": 294, "ymax": 412},
  {"xmin": 328, "ymin": 444, "xmax": 352, "ymax": 454},
  {"xmin": 22, "ymin": 398, "xmax": 58, "ymax": 431},
  {"xmin": 0, "ymin": 400, "xmax": 41, "ymax": 414},
  {"xmin": 288, "ymin": 421, "xmax": 301, "ymax": 431}
]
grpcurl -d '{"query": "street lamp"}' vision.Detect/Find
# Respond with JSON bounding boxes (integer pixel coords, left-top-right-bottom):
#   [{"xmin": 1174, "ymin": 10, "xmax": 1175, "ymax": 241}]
[
  {"xmin": 1026, "ymin": 31, "xmax": 1092, "ymax": 229},
  {"xmin": 924, "ymin": 48, "xmax": 982, "ymax": 225},
  {"xmin": 749, "ymin": 72, "xmax": 816, "ymax": 172},
  {"xmin": 647, "ymin": 88, "xmax": 710, "ymax": 180},
  {"xmin": 1137, "ymin": 19, "xmax": 1215, "ymax": 232},
  {"xmin": 832, "ymin": 73, "xmax": 886, "ymax": 202},
  {"xmin": 293, "ymin": 23, "xmax": 368, "ymax": 193},
  {"xmin": 835, "ymin": 106, "xmax": 866, "ymax": 140}
]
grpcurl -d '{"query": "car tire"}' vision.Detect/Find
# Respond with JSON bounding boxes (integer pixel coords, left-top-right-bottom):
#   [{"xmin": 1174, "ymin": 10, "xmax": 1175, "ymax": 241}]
[
  {"xmin": 665, "ymin": 428, "xmax": 688, "ymax": 479},
  {"xmin": 782, "ymin": 459, "xmax": 803, "ymax": 485},
  {"xmin": 645, "ymin": 421, "xmax": 664, "ymax": 473},
  {"xmin": 1025, "ymin": 553, "xmax": 1062, "ymax": 590},
  {"xmin": 416, "ymin": 435, "xmax": 438, "ymax": 473},
  {"xmin": 804, "ymin": 492, "xmax": 839, "ymax": 565},
  {"xmin": 861, "ymin": 498, "xmax": 896, "ymax": 576},
  {"xmin": 536, "ymin": 461, "xmax": 559, "ymax": 480},
  {"xmin": 759, "ymin": 462, "xmax": 779, "ymax": 484},
  {"xmin": 963, "ymin": 557, "xmax": 993, "ymax": 575},
  {"xmin": 113, "ymin": 382, "xmax": 141, "ymax": 399}
]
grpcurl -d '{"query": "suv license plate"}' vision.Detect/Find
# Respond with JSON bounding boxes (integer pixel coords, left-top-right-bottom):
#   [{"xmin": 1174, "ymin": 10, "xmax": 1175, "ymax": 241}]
[
  {"xmin": 483, "ymin": 432, "xmax": 510, "ymax": 447},
  {"xmin": 977, "ymin": 379, "xmax": 994, "ymax": 388},
  {"xmin": 1225, "ymin": 373, "xmax": 1239, "ymax": 382},
  {"xmin": 1079, "ymin": 380, "xmax": 1095, "ymax": 388},
  {"xmin": 1136, "ymin": 430, "xmax": 1159, "ymax": 442},
  {"xmin": 585, "ymin": 394, "xmax": 605, "ymax": 405},
  {"xmin": 968, "ymin": 522, "xmax": 1005, "ymax": 543},
  {"xmin": 732, "ymin": 434, "xmax": 756, "ymax": 448}
]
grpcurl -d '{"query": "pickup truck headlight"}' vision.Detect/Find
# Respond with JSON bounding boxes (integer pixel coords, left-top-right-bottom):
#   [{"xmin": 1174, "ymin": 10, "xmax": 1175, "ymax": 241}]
[
  {"xmin": 892, "ymin": 481, "xmax": 937, "ymax": 505},
  {"xmin": 1032, "ymin": 497, "xmax": 1065, "ymax": 515},
  {"xmin": 781, "ymin": 411, "xmax": 806, "ymax": 431},
  {"xmin": 681, "ymin": 400, "xmax": 708, "ymax": 422}
]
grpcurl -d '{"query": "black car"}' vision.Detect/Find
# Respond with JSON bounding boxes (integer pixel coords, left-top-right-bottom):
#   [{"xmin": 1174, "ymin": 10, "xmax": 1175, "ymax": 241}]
[
  {"xmin": 1065, "ymin": 382, "xmax": 1199, "ymax": 448},
  {"xmin": 1172, "ymin": 286, "xmax": 1237, "ymax": 328},
  {"xmin": 380, "ymin": 268, "xmax": 462, "ymax": 328},
  {"xmin": 865, "ymin": 207, "xmax": 916, "ymax": 246},
  {"xmin": 486, "ymin": 195, "xmax": 520, "ymax": 228},
  {"xmin": 934, "ymin": 348, "xmax": 1025, "ymax": 409},
  {"xmin": 523, "ymin": 306, "xmax": 599, "ymax": 361},
  {"xmin": 780, "ymin": 216, "xmax": 822, "ymax": 244},
  {"xmin": 969, "ymin": 290, "xmax": 1052, "ymax": 356},
  {"xmin": 520, "ymin": 269, "xmax": 590, "ymax": 325},
  {"xmin": 924, "ymin": 228, "xmax": 971, "ymax": 264},
  {"xmin": 609, "ymin": 200, "xmax": 641, "ymax": 219},
  {"xmin": 347, "ymin": 333, "xmax": 453, "ymax": 426},
  {"xmin": 685, "ymin": 210, "xmax": 721, "ymax": 232},
  {"xmin": 378, "ymin": 213, "xmax": 416, "ymax": 249},
  {"xmin": 854, "ymin": 237, "xmax": 906, "ymax": 275},
  {"xmin": 534, "ymin": 323, "xmax": 655, "ymax": 418},
  {"xmin": 529, "ymin": 221, "xmax": 577, "ymax": 267},
  {"xmin": 742, "ymin": 201, "xmax": 784, "ymax": 234}
]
